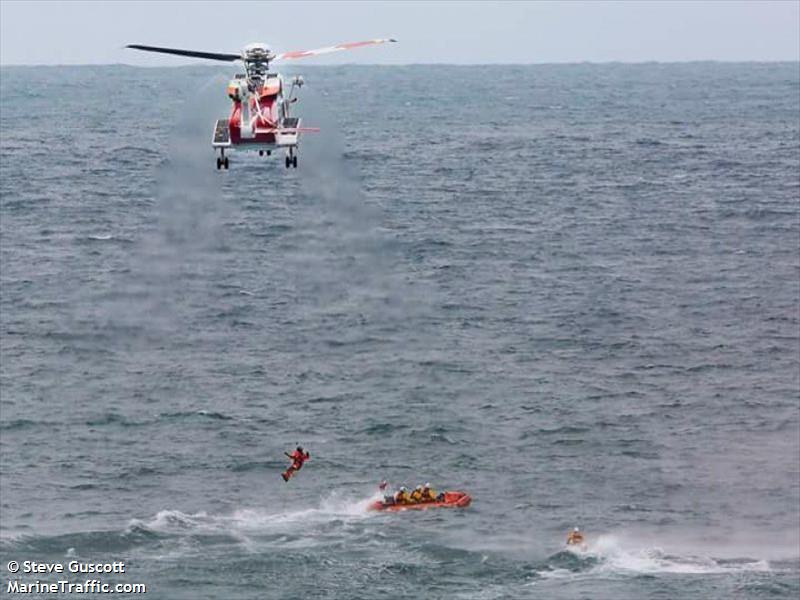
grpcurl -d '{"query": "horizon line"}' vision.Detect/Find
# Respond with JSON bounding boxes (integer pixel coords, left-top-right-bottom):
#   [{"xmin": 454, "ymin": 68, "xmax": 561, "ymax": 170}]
[{"xmin": 2, "ymin": 59, "xmax": 799, "ymax": 68}]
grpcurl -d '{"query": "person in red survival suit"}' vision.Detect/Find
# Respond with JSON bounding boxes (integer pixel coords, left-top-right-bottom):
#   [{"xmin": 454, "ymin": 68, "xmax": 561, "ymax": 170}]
[{"xmin": 281, "ymin": 446, "xmax": 310, "ymax": 482}]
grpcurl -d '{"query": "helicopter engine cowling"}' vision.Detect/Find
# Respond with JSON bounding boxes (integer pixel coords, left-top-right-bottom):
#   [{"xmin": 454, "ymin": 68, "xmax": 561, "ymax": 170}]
[{"xmin": 227, "ymin": 80, "xmax": 245, "ymax": 101}]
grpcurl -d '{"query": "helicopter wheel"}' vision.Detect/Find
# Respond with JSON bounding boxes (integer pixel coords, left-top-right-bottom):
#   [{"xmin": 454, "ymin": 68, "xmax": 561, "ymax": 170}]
[
  {"xmin": 285, "ymin": 156, "xmax": 291, "ymax": 169},
  {"xmin": 259, "ymin": 150, "xmax": 264, "ymax": 157},
  {"xmin": 223, "ymin": 157, "xmax": 229, "ymax": 170},
  {"xmin": 216, "ymin": 157, "xmax": 222, "ymax": 170},
  {"xmin": 267, "ymin": 150, "xmax": 271, "ymax": 156},
  {"xmin": 292, "ymin": 155, "xmax": 298, "ymax": 169}
]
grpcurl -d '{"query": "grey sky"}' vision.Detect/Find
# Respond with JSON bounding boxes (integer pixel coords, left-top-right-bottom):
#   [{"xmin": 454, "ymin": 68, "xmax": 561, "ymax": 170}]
[{"xmin": 1, "ymin": 0, "xmax": 798, "ymax": 65}]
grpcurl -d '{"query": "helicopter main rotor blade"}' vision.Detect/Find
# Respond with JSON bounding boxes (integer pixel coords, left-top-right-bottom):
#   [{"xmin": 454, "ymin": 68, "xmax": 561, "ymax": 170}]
[
  {"xmin": 126, "ymin": 45, "xmax": 240, "ymax": 62},
  {"xmin": 274, "ymin": 38, "xmax": 397, "ymax": 61}
]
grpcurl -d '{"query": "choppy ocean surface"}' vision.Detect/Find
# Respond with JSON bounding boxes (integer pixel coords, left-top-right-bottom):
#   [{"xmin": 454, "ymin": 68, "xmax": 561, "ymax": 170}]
[{"xmin": 1, "ymin": 63, "xmax": 799, "ymax": 599}]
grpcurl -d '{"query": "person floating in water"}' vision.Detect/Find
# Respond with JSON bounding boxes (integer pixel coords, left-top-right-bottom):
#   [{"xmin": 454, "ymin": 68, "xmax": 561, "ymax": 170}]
[
  {"xmin": 281, "ymin": 446, "xmax": 310, "ymax": 482},
  {"xmin": 566, "ymin": 527, "xmax": 585, "ymax": 546}
]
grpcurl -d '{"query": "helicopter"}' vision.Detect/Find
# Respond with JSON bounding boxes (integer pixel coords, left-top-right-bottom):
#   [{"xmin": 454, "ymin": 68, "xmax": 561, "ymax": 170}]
[{"xmin": 126, "ymin": 39, "xmax": 396, "ymax": 169}]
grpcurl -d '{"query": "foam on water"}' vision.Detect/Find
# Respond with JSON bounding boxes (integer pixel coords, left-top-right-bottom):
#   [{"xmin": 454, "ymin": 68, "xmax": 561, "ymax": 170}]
[
  {"xmin": 590, "ymin": 535, "xmax": 770, "ymax": 575},
  {"xmin": 537, "ymin": 533, "xmax": 772, "ymax": 580},
  {"xmin": 128, "ymin": 491, "xmax": 381, "ymax": 538}
]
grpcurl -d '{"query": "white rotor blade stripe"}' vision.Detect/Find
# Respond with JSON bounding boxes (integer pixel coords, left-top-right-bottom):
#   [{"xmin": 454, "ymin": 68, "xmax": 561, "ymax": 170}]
[{"xmin": 275, "ymin": 39, "xmax": 396, "ymax": 61}]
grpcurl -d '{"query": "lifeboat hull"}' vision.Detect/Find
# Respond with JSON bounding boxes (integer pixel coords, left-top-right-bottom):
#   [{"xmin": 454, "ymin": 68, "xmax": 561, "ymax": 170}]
[{"xmin": 368, "ymin": 491, "xmax": 472, "ymax": 512}]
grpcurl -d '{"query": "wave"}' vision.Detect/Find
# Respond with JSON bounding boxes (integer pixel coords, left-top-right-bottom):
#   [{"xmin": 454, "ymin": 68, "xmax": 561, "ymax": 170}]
[
  {"xmin": 106, "ymin": 145, "xmax": 161, "ymax": 157},
  {"xmin": 0, "ymin": 418, "xmax": 44, "ymax": 431},
  {"xmin": 361, "ymin": 422, "xmax": 408, "ymax": 435},
  {"xmin": 42, "ymin": 410, "xmax": 236, "ymax": 429},
  {"xmin": 534, "ymin": 425, "xmax": 591, "ymax": 435},
  {"xmin": 160, "ymin": 409, "xmax": 234, "ymax": 421},
  {"xmin": 75, "ymin": 233, "xmax": 135, "ymax": 244},
  {"xmin": 85, "ymin": 413, "xmax": 143, "ymax": 427},
  {"xmin": 0, "ymin": 526, "xmax": 161, "ymax": 555}
]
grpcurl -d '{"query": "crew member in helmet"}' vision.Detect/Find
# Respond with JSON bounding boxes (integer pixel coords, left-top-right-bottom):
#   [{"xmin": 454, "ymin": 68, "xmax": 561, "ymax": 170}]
[
  {"xmin": 421, "ymin": 483, "xmax": 437, "ymax": 502},
  {"xmin": 566, "ymin": 527, "xmax": 585, "ymax": 546},
  {"xmin": 281, "ymin": 446, "xmax": 310, "ymax": 481},
  {"xmin": 394, "ymin": 486, "xmax": 411, "ymax": 504},
  {"xmin": 410, "ymin": 485, "xmax": 424, "ymax": 503}
]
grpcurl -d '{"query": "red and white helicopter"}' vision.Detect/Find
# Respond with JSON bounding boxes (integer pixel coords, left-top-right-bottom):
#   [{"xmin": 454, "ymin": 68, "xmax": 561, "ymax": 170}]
[{"xmin": 126, "ymin": 39, "xmax": 396, "ymax": 169}]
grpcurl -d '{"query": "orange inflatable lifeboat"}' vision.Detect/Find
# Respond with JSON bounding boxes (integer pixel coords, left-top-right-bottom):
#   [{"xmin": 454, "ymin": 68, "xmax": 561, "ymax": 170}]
[{"xmin": 368, "ymin": 491, "xmax": 472, "ymax": 512}]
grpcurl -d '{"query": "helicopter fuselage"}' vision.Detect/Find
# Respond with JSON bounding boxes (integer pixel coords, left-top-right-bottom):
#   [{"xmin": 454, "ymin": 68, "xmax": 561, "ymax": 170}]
[{"xmin": 212, "ymin": 69, "xmax": 310, "ymax": 170}]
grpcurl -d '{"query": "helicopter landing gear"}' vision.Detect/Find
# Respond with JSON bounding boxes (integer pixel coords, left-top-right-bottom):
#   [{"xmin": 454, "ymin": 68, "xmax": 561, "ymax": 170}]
[
  {"xmin": 216, "ymin": 150, "xmax": 229, "ymax": 170},
  {"xmin": 285, "ymin": 148, "xmax": 298, "ymax": 169}
]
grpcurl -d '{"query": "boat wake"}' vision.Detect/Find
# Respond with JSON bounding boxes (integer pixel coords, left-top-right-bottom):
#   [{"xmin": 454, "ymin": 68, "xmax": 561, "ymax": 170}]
[
  {"xmin": 0, "ymin": 492, "xmax": 385, "ymax": 559},
  {"xmin": 127, "ymin": 491, "xmax": 381, "ymax": 540},
  {"xmin": 534, "ymin": 534, "xmax": 771, "ymax": 581}
]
